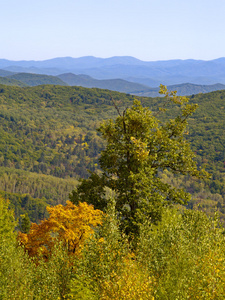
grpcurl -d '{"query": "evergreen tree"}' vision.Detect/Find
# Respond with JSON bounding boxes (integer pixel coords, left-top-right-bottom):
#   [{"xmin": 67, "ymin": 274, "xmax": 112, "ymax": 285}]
[{"xmin": 19, "ymin": 213, "xmax": 31, "ymax": 233}]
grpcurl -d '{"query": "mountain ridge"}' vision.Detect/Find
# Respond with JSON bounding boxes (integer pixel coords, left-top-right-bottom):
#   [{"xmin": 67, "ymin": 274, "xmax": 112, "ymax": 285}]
[
  {"xmin": 0, "ymin": 69, "xmax": 225, "ymax": 96},
  {"xmin": 7, "ymin": 73, "xmax": 67, "ymax": 87},
  {"xmin": 57, "ymin": 72, "xmax": 150, "ymax": 93},
  {"xmin": 1, "ymin": 56, "xmax": 225, "ymax": 86}
]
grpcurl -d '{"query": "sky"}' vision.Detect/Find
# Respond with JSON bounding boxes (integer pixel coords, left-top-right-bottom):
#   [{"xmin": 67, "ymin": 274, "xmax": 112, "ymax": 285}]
[{"xmin": 1, "ymin": 0, "xmax": 225, "ymax": 61}]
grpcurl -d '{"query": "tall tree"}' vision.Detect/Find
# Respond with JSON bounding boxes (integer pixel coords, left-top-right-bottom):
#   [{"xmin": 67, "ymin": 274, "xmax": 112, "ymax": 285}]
[{"xmin": 70, "ymin": 85, "xmax": 207, "ymax": 235}]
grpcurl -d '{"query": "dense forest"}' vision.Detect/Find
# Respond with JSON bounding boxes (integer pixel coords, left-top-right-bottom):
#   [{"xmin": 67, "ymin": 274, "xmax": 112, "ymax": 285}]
[
  {"xmin": 1, "ymin": 85, "xmax": 225, "ymax": 298},
  {"xmin": 0, "ymin": 84, "xmax": 224, "ymax": 222}
]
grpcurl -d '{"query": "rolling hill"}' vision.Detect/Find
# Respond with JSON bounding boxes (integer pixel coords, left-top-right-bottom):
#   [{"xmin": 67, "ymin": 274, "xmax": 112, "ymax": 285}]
[
  {"xmin": 7, "ymin": 73, "xmax": 67, "ymax": 86},
  {"xmin": 0, "ymin": 69, "xmax": 15, "ymax": 77},
  {"xmin": 0, "ymin": 84, "xmax": 224, "ymax": 220},
  {"xmin": 56, "ymin": 73, "xmax": 225, "ymax": 96},
  {"xmin": 57, "ymin": 73, "xmax": 150, "ymax": 93},
  {"xmin": 0, "ymin": 76, "xmax": 28, "ymax": 87}
]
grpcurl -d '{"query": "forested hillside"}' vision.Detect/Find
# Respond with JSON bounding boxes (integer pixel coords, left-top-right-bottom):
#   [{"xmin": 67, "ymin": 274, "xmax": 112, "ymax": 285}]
[
  {"xmin": 0, "ymin": 84, "xmax": 225, "ymax": 221},
  {"xmin": 0, "ymin": 76, "xmax": 27, "ymax": 87},
  {"xmin": 57, "ymin": 73, "xmax": 150, "ymax": 93},
  {"xmin": 7, "ymin": 73, "xmax": 67, "ymax": 86},
  {"xmin": 1, "ymin": 86, "xmax": 225, "ymax": 298}
]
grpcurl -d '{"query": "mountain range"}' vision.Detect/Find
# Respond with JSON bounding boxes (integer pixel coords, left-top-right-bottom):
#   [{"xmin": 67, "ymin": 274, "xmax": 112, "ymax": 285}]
[
  {"xmin": 1, "ymin": 56, "xmax": 225, "ymax": 85},
  {"xmin": 1, "ymin": 56, "xmax": 225, "ymax": 95}
]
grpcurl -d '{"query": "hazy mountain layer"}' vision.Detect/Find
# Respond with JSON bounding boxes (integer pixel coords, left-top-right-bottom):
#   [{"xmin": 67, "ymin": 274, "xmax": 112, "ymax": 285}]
[
  {"xmin": 1, "ymin": 56, "xmax": 225, "ymax": 85},
  {"xmin": 57, "ymin": 73, "xmax": 150, "ymax": 93},
  {"xmin": 135, "ymin": 83, "xmax": 225, "ymax": 97},
  {"xmin": 0, "ymin": 67, "xmax": 224, "ymax": 96}
]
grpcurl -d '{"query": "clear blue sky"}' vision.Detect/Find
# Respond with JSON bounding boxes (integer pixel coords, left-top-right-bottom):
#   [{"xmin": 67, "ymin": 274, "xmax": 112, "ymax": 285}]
[{"xmin": 1, "ymin": 0, "xmax": 225, "ymax": 61}]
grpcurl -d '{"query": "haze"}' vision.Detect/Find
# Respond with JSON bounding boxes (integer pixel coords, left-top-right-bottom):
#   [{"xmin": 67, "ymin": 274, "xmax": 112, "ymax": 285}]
[{"xmin": 1, "ymin": 0, "xmax": 225, "ymax": 61}]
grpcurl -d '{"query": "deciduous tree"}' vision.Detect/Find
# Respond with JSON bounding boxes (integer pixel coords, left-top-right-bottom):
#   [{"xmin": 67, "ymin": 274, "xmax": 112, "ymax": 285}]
[
  {"xmin": 19, "ymin": 201, "xmax": 103, "ymax": 257},
  {"xmin": 70, "ymin": 85, "xmax": 208, "ymax": 235}
]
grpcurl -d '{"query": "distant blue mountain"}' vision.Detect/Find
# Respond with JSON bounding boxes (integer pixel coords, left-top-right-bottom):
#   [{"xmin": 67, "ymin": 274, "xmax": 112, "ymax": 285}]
[
  {"xmin": 134, "ymin": 83, "xmax": 225, "ymax": 97},
  {"xmin": 1, "ymin": 56, "xmax": 225, "ymax": 86}
]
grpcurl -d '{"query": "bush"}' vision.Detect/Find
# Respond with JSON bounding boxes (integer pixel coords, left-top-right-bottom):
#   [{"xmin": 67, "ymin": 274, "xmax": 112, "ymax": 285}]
[{"xmin": 137, "ymin": 208, "xmax": 225, "ymax": 299}]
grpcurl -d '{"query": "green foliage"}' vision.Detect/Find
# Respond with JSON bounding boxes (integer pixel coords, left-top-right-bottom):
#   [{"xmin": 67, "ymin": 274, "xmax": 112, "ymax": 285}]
[
  {"xmin": 0, "ymin": 197, "xmax": 98, "ymax": 300},
  {"xmin": 0, "ymin": 196, "xmax": 16, "ymax": 243},
  {"xmin": 19, "ymin": 213, "xmax": 31, "ymax": 233},
  {"xmin": 71, "ymin": 198, "xmax": 132, "ymax": 298},
  {"xmin": 0, "ymin": 242, "xmax": 35, "ymax": 299},
  {"xmin": 0, "ymin": 84, "xmax": 127, "ymax": 180},
  {"xmin": 1, "ymin": 195, "xmax": 225, "ymax": 299},
  {"xmin": 0, "ymin": 166, "xmax": 78, "ymax": 201},
  {"xmin": 160, "ymin": 169, "xmax": 225, "ymax": 224},
  {"xmin": 67, "ymin": 276, "xmax": 98, "ymax": 300},
  {"xmin": 0, "ymin": 83, "xmax": 225, "ymax": 221},
  {"xmin": 0, "ymin": 196, "xmax": 35, "ymax": 299},
  {"xmin": 31, "ymin": 243, "xmax": 75, "ymax": 300},
  {"xmin": 72, "ymin": 86, "xmax": 206, "ymax": 235},
  {"xmin": 0, "ymin": 76, "xmax": 28, "ymax": 87},
  {"xmin": 0, "ymin": 166, "xmax": 79, "ymax": 223},
  {"xmin": 137, "ymin": 208, "xmax": 225, "ymax": 299},
  {"xmin": 8, "ymin": 73, "xmax": 67, "ymax": 87},
  {"xmin": 0, "ymin": 189, "xmax": 49, "ymax": 224},
  {"xmin": 69, "ymin": 172, "xmax": 108, "ymax": 211}
]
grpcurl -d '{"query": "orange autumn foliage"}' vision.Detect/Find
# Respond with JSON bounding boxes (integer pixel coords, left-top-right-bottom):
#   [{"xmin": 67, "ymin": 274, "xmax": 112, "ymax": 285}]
[{"xmin": 18, "ymin": 201, "xmax": 103, "ymax": 258}]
